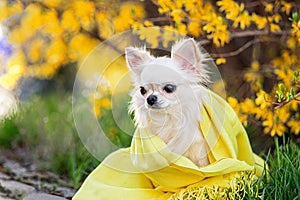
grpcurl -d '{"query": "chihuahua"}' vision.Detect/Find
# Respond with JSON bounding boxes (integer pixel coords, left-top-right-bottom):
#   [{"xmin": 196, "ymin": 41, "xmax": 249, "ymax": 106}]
[{"xmin": 125, "ymin": 38, "xmax": 211, "ymax": 167}]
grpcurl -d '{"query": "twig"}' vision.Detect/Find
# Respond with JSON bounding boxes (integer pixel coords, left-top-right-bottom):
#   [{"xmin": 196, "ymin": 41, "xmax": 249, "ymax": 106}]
[
  {"xmin": 230, "ymin": 30, "xmax": 290, "ymax": 38},
  {"xmin": 198, "ymin": 30, "xmax": 290, "ymax": 46},
  {"xmin": 274, "ymin": 92, "xmax": 300, "ymax": 110},
  {"xmin": 146, "ymin": 16, "xmax": 172, "ymax": 22},
  {"xmin": 210, "ymin": 38, "xmax": 263, "ymax": 58},
  {"xmin": 210, "ymin": 37, "xmax": 279, "ymax": 58},
  {"xmin": 245, "ymin": 1, "xmax": 261, "ymax": 8}
]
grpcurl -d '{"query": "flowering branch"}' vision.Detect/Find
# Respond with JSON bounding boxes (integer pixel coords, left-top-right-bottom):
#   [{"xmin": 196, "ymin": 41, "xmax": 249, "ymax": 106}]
[{"xmin": 274, "ymin": 92, "xmax": 300, "ymax": 110}]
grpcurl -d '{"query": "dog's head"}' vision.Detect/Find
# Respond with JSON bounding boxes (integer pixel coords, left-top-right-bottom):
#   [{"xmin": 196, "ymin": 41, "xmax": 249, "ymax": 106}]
[{"xmin": 125, "ymin": 38, "xmax": 209, "ymax": 126}]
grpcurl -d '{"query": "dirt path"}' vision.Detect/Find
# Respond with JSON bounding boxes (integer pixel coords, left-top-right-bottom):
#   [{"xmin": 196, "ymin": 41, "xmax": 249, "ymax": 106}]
[{"xmin": 0, "ymin": 154, "xmax": 75, "ymax": 200}]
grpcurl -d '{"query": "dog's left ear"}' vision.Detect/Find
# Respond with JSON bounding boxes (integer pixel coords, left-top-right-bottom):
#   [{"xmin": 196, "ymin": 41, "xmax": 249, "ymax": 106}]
[
  {"xmin": 125, "ymin": 47, "xmax": 153, "ymax": 75},
  {"xmin": 171, "ymin": 38, "xmax": 201, "ymax": 71}
]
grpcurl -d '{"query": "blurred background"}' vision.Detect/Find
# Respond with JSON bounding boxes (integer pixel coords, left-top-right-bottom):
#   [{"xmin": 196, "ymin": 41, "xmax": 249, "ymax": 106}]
[{"xmin": 0, "ymin": 0, "xmax": 299, "ymax": 190}]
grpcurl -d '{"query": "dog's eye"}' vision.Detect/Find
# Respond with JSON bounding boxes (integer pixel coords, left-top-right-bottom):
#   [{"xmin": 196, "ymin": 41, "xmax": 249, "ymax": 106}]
[
  {"xmin": 163, "ymin": 84, "xmax": 176, "ymax": 93},
  {"xmin": 140, "ymin": 86, "xmax": 147, "ymax": 95}
]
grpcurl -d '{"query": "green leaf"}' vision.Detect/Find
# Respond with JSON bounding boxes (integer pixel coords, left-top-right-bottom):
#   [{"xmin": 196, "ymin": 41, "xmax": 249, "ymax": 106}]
[
  {"xmin": 289, "ymin": 12, "xmax": 299, "ymax": 22},
  {"xmin": 292, "ymin": 70, "xmax": 300, "ymax": 83},
  {"xmin": 279, "ymin": 83, "xmax": 285, "ymax": 93},
  {"xmin": 276, "ymin": 90, "xmax": 284, "ymax": 103},
  {"xmin": 290, "ymin": 87, "xmax": 295, "ymax": 97},
  {"xmin": 286, "ymin": 93, "xmax": 293, "ymax": 101}
]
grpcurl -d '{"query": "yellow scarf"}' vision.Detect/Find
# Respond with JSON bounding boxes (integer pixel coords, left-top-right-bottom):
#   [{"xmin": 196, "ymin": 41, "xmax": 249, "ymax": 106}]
[{"xmin": 73, "ymin": 89, "xmax": 265, "ymax": 200}]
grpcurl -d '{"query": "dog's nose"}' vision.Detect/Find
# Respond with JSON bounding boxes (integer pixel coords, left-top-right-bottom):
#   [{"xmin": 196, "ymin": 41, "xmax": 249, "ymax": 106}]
[{"xmin": 147, "ymin": 95, "xmax": 157, "ymax": 106}]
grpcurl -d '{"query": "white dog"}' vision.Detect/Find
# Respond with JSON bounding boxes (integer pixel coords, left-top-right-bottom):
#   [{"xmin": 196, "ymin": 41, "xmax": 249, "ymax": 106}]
[{"xmin": 125, "ymin": 38, "xmax": 211, "ymax": 167}]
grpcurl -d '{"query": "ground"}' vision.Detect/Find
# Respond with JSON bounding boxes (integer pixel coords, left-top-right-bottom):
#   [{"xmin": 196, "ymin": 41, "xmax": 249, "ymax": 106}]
[{"xmin": 0, "ymin": 150, "xmax": 75, "ymax": 200}]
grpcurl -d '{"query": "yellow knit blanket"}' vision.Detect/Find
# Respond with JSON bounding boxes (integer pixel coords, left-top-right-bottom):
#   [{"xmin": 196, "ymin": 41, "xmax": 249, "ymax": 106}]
[{"xmin": 73, "ymin": 89, "xmax": 265, "ymax": 200}]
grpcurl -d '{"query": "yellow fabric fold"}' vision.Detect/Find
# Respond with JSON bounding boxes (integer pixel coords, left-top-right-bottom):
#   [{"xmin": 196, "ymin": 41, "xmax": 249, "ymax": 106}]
[{"xmin": 73, "ymin": 88, "xmax": 265, "ymax": 200}]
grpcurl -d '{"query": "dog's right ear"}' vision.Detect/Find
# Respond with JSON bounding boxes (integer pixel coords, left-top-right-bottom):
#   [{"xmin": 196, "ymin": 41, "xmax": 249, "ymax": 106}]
[{"xmin": 125, "ymin": 47, "xmax": 153, "ymax": 74}]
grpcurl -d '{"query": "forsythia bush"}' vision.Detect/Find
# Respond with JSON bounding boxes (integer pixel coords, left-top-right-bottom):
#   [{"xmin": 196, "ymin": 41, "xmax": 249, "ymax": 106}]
[
  {"xmin": 0, "ymin": 0, "xmax": 145, "ymax": 89},
  {"xmin": 0, "ymin": 0, "xmax": 299, "ymax": 137}
]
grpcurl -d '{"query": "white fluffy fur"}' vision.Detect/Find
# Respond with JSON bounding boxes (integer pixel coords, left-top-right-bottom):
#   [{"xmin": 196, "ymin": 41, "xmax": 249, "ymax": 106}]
[
  {"xmin": 0, "ymin": 86, "xmax": 17, "ymax": 120},
  {"xmin": 126, "ymin": 38, "xmax": 210, "ymax": 167}
]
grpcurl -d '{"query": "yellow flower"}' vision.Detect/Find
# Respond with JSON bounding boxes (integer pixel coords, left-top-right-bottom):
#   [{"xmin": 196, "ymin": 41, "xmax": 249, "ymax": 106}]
[
  {"xmin": 216, "ymin": 57, "xmax": 226, "ymax": 65},
  {"xmin": 131, "ymin": 22, "xmax": 144, "ymax": 30},
  {"xmin": 217, "ymin": 0, "xmax": 240, "ymax": 20},
  {"xmin": 6, "ymin": 50, "xmax": 26, "ymax": 71},
  {"xmin": 61, "ymin": 9, "xmax": 81, "ymax": 33},
  {"xmin": 171, "ymin": 9, "xmax": 184, "ymax": 23},
  {"xmin": 144, "ymin": 21, "xmax": 154, "ymax": 27},
  {"xmin": 42, "ymin": 10, "xmax": 63, "ymax": 38},
  {"xmin": 270, "ymin": 23, "xmax": 281, "ymax": 32},
  {"xmin": 262, "ymin": 115, "xmax": 286, "ymax": 136},
  {"xmin": 119, "ymin": 3, "xmax": 145, "ymax": 19},
  {"xmin": 0, "ymin": 50, "xmax": 26, "ymax": 89},
  {"xmin": 94, "ymin": 98, "xmax": 111, "ymax": 117},
  {"xmin": 134, "ymin": 26, "xmax": 161, "ymax": 48},
  {"xmin": 251, "ymin": 14, "xmax": 267, "ymax": 30},
  {"xmin": 114, "ymin": 15, "xmax": 132, "ymax": 32},
  {"xmin": 227, "ymin": 96, "xmax": 239, "ymax": 110},
  {"xmin": 9, "ymin": 3, "xmax": 44, "ymax": 44},
  {"xmin": 291, "ymin": 20, "xmax": 300, "ymax": 42},
  {"xmin": 274, "ymin": 68, "xmax": 294, "ymax": 87},
  {"xmin": 264, "ymin": 3, "xmax": 273, "ymax": 13},
  {"xmin": 0, "ymin": 73, "xmax": 21, "ymax": 89},
  {"xmin": 68, "ymin": 33, "xmax": 100, "ymax": 62},
  {"xmin": 233, "ymin": 10, "xmax": 251, "ymax": 30},
  {"xmin": 212, "ymin": 30, "xmax": 230, "ymax": 47},
  {"xmin": 46, "ymin": 38, "xmax": 67, "ymax": 66},
  {"xmin": 96, "ymin": 12, "xmax": 114, "ymax": 39},
  {"xmin": 281, "ymin": 1, "xmax": 292, "ymax": 15},
  {"xmin": 22, "ymin": 3, "xmax": 45, "ymax": 30},
  {"xmin": 289, "ymin": 100, "xmax": 299, "ymax": 112},
  {"xmin": 255, "ymin": 90, "xmax": 271, "ymax": 110},
  {"xmin": 227, "ymin": 96, "xmax": 248, "ymax": 126},
  {"xmin": 276, "ymin": 107, "xmax": 290, "ymax": 122},
  {"xmin": 161, "ymin": 25, "xmax": 183, "ymax": 48},
  {"xmin": 272, "ymin": 14, "xmax": 282, "ymax": 23},
  {"xmin": 71, "ymin": 1, "xmax": 95, "ymax": 31},
  {"xmin": 158, "ymin": 0, "xmax": 176, "ymax": 13},
  {"xmin": 287, "ymin": 37, "xmax": 297, "ymax": 49},
  {"xmin": 287, "ymin": 119, "xmax": 300, "ymax": 135},
  {"xmin": 28, "ymin": 38, "xmax": 44, "ymax": 63},
  {"xmin": 188, "ymin": 21, "xmax": 202, "ymax": 37},
  {"xmin": 177, "ymin": 23, "xmax": 187, "ymax": 35},
  {"xmin": 27, "ymin": 63, "xmax": 58, "ymax": 79},
  {"xmin": 262, "ymin": 108, "xmax": 290, "ymax": 136},
  {"xmin": 0, "ymin": 1, "xmax": 23, "ymax": 23},
  {"xmin": 113, "ymin": 2, "xmax": 145, "ymax": 33},
  {"xmin": 240, "ymin": 98, "xmax": 255, "ymax": 115},
  {"xmin": 271, "ymin": 123, "xmax": 286, "ymax": 136}
]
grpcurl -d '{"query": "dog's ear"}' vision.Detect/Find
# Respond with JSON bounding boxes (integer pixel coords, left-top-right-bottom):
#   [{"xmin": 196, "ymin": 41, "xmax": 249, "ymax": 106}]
[
  {"xmin": 171, "ymin": 38, "xmax": 201, "ymax": 71},
  {"xmin": 125, "ymin": 47, "xmax": 153, "ymax": 74}
]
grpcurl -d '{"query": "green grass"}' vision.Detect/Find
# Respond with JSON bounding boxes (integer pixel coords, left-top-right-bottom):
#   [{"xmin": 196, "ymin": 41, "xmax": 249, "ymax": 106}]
[
  {"xmin": 0, "ymin": 91, "xmax": 100, "ymax": 188},
  {"xmin": 261, "ymin": 137, "xmax": 300, "ymax": 200}
]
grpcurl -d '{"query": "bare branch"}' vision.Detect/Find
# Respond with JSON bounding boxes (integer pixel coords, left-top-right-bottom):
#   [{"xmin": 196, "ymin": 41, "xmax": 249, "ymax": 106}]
[
  {"xmin": 210, "ymin": 37, "xmax": 281, "ymax": 58},
  {"xmin": 230, "ymin": 30, "xmax": 290, "ymax": 38},
  {"xmin": 210, "ymin": 38, "xmax": 263, "ymax": 58},
  {"xmin": 199, "ymin": 30, "xmax": 290, "ymax": 46},
  {"xmin": 145, "ymin": 16, "xmax": 172, "ymax": 23}
]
